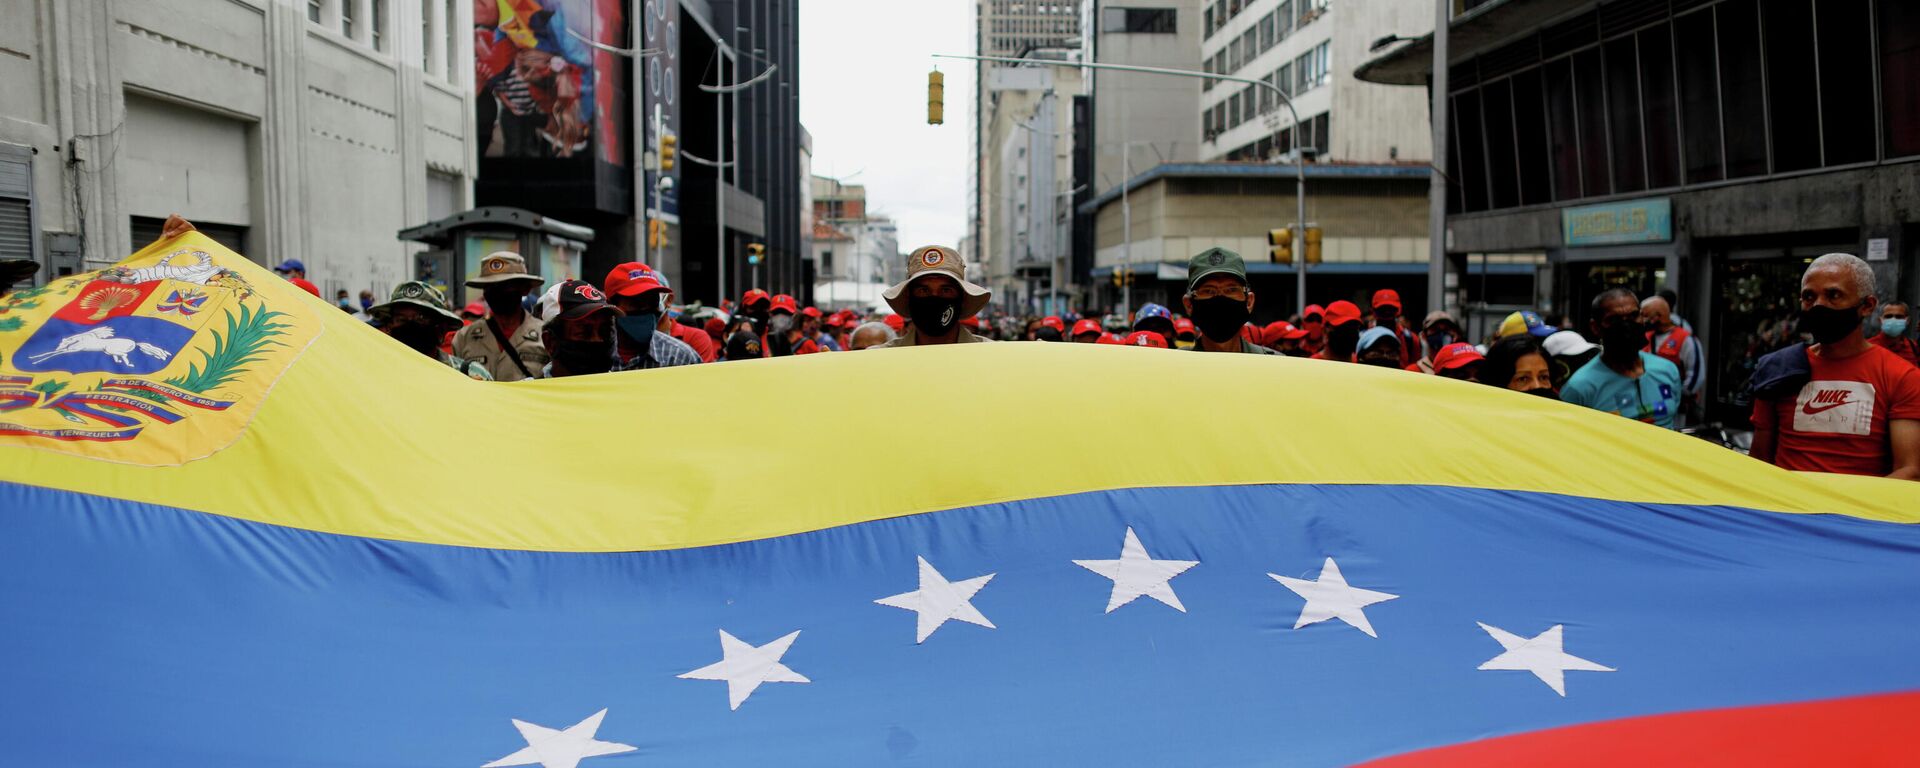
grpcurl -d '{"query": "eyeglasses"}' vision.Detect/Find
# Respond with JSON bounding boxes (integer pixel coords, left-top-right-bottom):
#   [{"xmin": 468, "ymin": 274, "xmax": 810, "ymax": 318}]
[{"xmin": 1191, "ymin": 286, "xmax": 1248, "ymax": 301}]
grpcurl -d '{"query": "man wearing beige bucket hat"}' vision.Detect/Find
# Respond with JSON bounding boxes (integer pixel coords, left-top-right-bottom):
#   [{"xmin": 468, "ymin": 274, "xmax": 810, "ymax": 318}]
[
  {"xmin": 878, "ymin": 245, "xmax": 992, "ymax": 348},
  {"xmin": 451, "ymin": 251, "xmax": 549, "ymax": 381}
]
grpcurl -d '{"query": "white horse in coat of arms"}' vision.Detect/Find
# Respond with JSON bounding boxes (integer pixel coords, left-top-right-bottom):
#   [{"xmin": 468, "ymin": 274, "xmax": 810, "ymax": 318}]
[{"xmin": 25, "ymin": 326, "xmax": 176, "ymax": 368}]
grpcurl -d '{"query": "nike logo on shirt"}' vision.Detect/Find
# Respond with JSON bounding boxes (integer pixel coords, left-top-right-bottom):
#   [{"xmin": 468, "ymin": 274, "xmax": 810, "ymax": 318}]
[{"xmin": 1801, "ymin": 390, "xmax": 1854, "ymax": 415}]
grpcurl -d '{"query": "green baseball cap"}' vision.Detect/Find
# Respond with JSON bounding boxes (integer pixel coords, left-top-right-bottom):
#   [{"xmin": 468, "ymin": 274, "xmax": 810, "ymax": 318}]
[{"xmin": 1187, "ymin": 247, "xmax": 1247, "ymax": 292}]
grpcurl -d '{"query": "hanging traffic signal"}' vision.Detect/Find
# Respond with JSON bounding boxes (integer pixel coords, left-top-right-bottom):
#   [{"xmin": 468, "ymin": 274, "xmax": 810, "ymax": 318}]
[
  {"xmin": 647, "ymin": 220, "xmax": 667, "ymax": 248},
  {"xmin": 928, "ymin": 70, "xmax": 944, "ymax": 125},
  {"xmin": 1304, "ymin": 226, "xmax": 1324, "ymax": 265},
  {"xmin": 659, "ymin": 134, "xmax": 677, "ymax": 171},
  {"xmin": 746, "ymin": 243, "xmax": 766, "ymax": 265},
  {"xmin": 1268, "ymin": 228, "xmax": 1293, "ymax": 263}
]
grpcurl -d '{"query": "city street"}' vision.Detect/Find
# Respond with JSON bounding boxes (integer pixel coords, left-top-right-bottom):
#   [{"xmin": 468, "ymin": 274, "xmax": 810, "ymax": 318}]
[{"xmin": 1, "ymin": 0, "xmax": 1918, "ymax": 765}]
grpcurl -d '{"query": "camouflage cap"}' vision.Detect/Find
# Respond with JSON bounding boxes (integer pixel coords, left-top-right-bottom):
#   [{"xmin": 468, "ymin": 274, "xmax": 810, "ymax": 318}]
[
  {"xmin": 369, "ymin": 281, "xmax": 464, "ymax": 327},
  {"xmin": 1187, "ymin": 247, "xmax": 1247, "ymax": 292}
]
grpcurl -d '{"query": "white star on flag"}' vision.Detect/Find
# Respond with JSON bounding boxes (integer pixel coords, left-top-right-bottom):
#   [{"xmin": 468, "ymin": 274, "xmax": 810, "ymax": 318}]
[
  {"xmin": 1073, "ymin": 527, "xmax": 1200, "ymax": 613},
  {"xmin": 1476, "ymin": 622, "xmax": 1615, "ymax": 696},
  {"xmin": 1268, "ymin": 557, "xmax": 1399, "ymax": 637},
  {"xmin": 875, "ymin": 556, "xmax": 997, "ymax": 643},
  {"xmin": 482, "ymin": 708, "xmax": 636, "ymax": 768},
  {"xmin": 678, "ymin": 629, "xmax": 810, "ymax": 710}
]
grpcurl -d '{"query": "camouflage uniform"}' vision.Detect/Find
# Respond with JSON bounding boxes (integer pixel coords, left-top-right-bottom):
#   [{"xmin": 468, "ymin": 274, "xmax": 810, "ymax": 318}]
[{"xmin": 451, "ymin": 252, "xmax": 549, "ymax": 381}]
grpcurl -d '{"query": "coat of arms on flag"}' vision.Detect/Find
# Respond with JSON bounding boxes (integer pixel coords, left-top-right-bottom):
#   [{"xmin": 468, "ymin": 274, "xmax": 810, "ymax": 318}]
[{"xmin": 0, "ymin": 229, "xmax": 320, "ymax": 464}]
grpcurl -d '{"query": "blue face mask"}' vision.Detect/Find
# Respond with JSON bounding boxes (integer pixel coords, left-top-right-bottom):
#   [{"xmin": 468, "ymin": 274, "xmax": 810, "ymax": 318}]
[
  {"xmin": 1883, "ymin": 318, "xmax": 1909, "ymax": 338},
  {"xmin": 615, "ymin": 313, "xmax": 657, "ymax": 342}
]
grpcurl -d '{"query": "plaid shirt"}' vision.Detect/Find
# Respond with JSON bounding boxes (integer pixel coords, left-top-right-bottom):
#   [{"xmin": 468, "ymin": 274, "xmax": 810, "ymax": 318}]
[{"xmin": 616, "ymin": 331, "xmax": 702, "ymax": 371}]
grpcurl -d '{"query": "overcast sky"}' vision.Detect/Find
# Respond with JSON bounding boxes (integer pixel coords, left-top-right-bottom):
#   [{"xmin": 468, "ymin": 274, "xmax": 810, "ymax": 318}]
[{"xmin": 799, "ymin": 0, "xmax": 975, "ymax": 251}]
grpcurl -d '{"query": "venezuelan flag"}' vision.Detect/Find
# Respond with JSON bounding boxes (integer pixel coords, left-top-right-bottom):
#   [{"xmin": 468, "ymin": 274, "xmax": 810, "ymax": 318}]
[{"xmin": 2, "ymin": 233, "xmax": 1917, "ymax": 767}]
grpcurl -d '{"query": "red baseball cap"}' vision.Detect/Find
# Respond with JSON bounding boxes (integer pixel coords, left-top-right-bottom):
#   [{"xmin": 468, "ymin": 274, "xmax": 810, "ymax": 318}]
[
  {"xmin": 1041, "ymin": 316, "xmax": 1066, "ymax": 332},
  {"xmin": 703, "ymin": 316, "xmax": 727, "ymax": 339},
  {"xmin": 1123, "ymin": 330, "xmax": 1169, "ymax": 348},
  {"xmin": 960, "ymin": 315, "xmax": 981, "ymax": 329},
  {"xmin": 1371, "ymin": 289, "xmax": 1402, "ymax": 311},
  {"xmin": 770, "ymin": 294, "xmax": 799, "ymax": 314},
  {"xmin": 1096, "ymin": 332, "xmax": 1124, "ymax": 345},
  {"xmin": 605, "ymin": 262, "xmax": 668, "ymax": 297},
  {"xmin": 1301, "ymin": 304, "xmax": 1326, "ymax": 322},
  {"xmin": 800, "ymin": 306, "xmax": 823, "ymax": 319},
  {"xmin": 882, "ymin": 313, "xmax": 906, "ymax": 332},
  {"xmin": 461, "ymin": 300, "xmax": 487, "ymax": 317},
  {"xmin": 1071, "ymin": 318, "xmax": 1103, "ymax": 337},
  {"xmin": 1264, "ymin": 320, "xmax": 1308, "ymax": 341},
  {"xmin": 1324, "ymin": 300, "xmax": 1363, "ymax": 326},
  {"xmin": 1433, "ymin": 342, "xmax": 1485, "ymax": 370},
  {"xmin": 823, "ymin": 313, "xmax": 846, "ymax": 328},
  {"xmin": 742, "ymin": 289, "xmax": 772, "ymax": 308},
  {"xmin": 1173, "ymin": 317, "xmax": 1196, "ymax": 338}
]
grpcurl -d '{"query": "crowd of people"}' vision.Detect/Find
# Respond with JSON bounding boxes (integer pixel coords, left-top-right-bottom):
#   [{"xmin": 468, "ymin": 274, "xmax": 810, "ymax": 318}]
[{"xmin": 332, "ymin": 244, "xmax": 1916, "ymax": 481}]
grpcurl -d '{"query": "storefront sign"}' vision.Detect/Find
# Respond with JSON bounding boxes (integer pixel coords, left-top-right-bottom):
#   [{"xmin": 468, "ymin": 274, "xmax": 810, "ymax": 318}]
[{"xmin": 1562, "ymin": 198, "xmax": 1672, "ymax": 246}]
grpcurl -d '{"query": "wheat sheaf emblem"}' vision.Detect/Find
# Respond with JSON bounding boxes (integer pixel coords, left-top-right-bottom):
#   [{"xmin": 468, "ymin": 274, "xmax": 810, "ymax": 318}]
[{"xmin": 80, "ymin": 286, "xmax": 140, "ymax": 321}]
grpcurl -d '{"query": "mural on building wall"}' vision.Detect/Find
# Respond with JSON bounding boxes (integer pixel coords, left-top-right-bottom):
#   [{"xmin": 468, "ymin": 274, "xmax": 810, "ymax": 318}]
[{"xmin": 474, "ymin": 0, "xmax": 625, "ymax": 165}]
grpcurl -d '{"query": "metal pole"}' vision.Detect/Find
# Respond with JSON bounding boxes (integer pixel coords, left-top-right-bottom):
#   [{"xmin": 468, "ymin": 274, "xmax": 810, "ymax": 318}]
[
  {"xmin": 716, "ymin": 45, "xmax": 727, "ymax": 307},
  {"xmin": 1426, "ymin": 0, "xmax": 1450, "ymax": 315},
  {"xmin": 1121, "ymin": 140, "xmax": 1131, "ymax": 315},
  {"xmin": 935, "ymin": 53, "xmax": 1307, "ymax": 312},
  {"xmin": 635, "ymin": 14, "xmax": 648, "ymax": 267}
]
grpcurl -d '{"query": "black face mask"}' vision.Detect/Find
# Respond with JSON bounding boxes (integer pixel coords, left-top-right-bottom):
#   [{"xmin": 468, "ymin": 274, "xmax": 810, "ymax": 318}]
[
  {"xmin": 1189, "ymin": 296, "xmax": 1250, "ymax": 342},
  {"xmin": 1802, "ymin": 303, "xmax": 1865, "ymax": 345},
  {"xmin": 483, "ymin": 289, "xmax": 524, "ymax": 318},
  {"xmin": 1327, "ymin": 322, "xmax": 1363, "ymax": 356},
  {"xmin": 909, "ymin": 296, "xmax": 960, "ymax": 336},
  {"xmin": 552, "ymin": 339, "xmax": 614, "ymax": 375},
  {"xmin": 1525, "ymin": 387, "xmax": 1559, "ymax": 400},
  {"xmin": 1600, "ymin": 320, "xmax": 1645, "ymax": 364},
  {"xmin": 389, "ymin": 322, "xmax": 444, "ymax": 357}
]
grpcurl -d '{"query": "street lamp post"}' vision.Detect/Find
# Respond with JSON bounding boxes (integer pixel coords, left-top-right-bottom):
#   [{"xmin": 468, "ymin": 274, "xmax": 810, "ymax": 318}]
[{"xmin": 937, "ymin": 53, "xmax": 1311, "ymax": 313}]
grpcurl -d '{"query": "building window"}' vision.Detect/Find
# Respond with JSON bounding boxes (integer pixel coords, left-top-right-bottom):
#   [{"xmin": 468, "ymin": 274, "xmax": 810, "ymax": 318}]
[
  {"xmin": 1572, "ymin": 48, "xmax": 1610, "ymax": 197},
  {"xmin": 1298, "ymin": 0, "xmax": 1328, "ymax": 27},
  {"xmin": 1544, "ymin": 57, "xmax": 1584, "ymax": 199},
  {"xmin": 1259, "ymin": 10, "xmax": 1276, "ymax": 52},
  {"xmin": 341, "ymin": 0, "xmax": 354, "ymax": 38},
  {"xmin": 1884, "ymin": 0, "xmax": 1920, "ymax": 157},
  {"xmin": 1204, "ymin": 6, "xmax": 1215, "ymax": 37},
  {"xmin": 1228, "ymin": 39, "xmax": 1241, "ymax": 71},
  {"xmin": 1716, "ymin": 0, "xmax": 1767, "ymax": 179},
  {"xmin": 1276, "ymin": 0, "xmax": 1293, "ymax": 41},
  {"xmin": 308, "ymin": 0, "xmax": 322, "ymax": 23},
  {"xmin": 1816, "ymin": 0, "xmax": 1875, "ymax": 166},
  {"xmin": 371, "ymin": 0, "xmax": 386, "ymax": 51},
  {"xmin": 1454, "ymin": 90, "xmax": 1488, "ymax": 211},
  {"xmin": 1482, "ymin": 78, "xmax": 1519, "ymax": 208},
  {"xmin": 1603, "ymin": 36, "xmax": 1646, "ymax": 193},
  {"xmin": 1277, "ymin": 62, "xmax": 1292, "ymax": 96},
  {"xmin": 1511, "ymin": 68, "xmax": 1553, "ymax": 205},
  {"xmin": 1240, "ymin": 28, "xmax": 1257, "ymax": 66},
  {"xmin": 1241, "ymin": 86, "xmax": 1255, "ymax": 121},
  {"xmin": 1762, "ymin": 0, "xmax": 1819, "ymax": 173},
  {"xmin": 1229, "ymin": 94, "xmax": 1241, "ymax": 127},
  {"xmin": 1674, "ymin": 9, "xmax": 1723, "ymax": 183},
  {"xmin": 1101, "ymin": 7, "xmax": 1176, "ymax": 34},
  {"xmin": 0, "ymin": 146, "xmax": 34, "ymax": 269},
  {"xmin": 1638, "ymin": 23, "xmax": 1681, "ymax": 189}
]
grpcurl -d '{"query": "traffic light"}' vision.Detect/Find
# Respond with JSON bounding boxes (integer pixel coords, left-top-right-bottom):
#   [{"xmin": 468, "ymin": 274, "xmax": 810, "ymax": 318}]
[
  {"xmin": 1110, "ymin": 269, "xmax": 1132, "ymax": 287},
  {"xmin": 928, "ymin": 70, "xmax": 944, "ymax": 125},
  {"xmin": 1304, "ymin": 226, "xmax": 1324, "ymax": 265},
  {"xmin": 647, "ymin": 219, "xmax": 667, "ymax": 248},
  {"xmin": 1268, "ymin": 228, "xmax": 1293, "ymax": 263},
  {"xmin": 746, "ymin": 243, "xmax": 766, "ymax": 265},
  {"xmin": 659, "ymin": 134, "xmax": 677, "ymax": 171}
]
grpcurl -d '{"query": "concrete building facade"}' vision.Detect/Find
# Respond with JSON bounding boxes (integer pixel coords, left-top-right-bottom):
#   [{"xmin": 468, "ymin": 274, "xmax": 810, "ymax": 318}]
[
  {"xmin": 1198, "ymin": 0, "xmax": 1431, "ymax": 164},
  {"xmin": 984, "ymin": 65, "xmax": 1082, "ymax": 314},
  {"xmin": 808, "ymin": 175, "xmax": 898, "ymax": 293},
  {"xmin": 1360, "ymin": 0, "xmax": 1920, "ymax": 423},
  {"xmin": 972, "ymin": 0, "xmax": 1082, "ymax": 276},
  {"xmin": 2, "ymin": 0, "xmax": 476, "ymax": 298}
]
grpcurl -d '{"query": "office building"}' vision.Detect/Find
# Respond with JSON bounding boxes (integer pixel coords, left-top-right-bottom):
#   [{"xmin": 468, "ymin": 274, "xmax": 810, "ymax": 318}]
[{"xmin": 1360, "ymin": 0, "xmax": 1920, "ymax": 422}]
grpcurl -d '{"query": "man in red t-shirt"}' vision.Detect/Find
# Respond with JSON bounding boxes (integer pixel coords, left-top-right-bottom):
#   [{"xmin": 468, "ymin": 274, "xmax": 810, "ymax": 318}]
[{"xmin": 1750, "ymin": 254, "xmax": 1920, "ymax": 480}]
